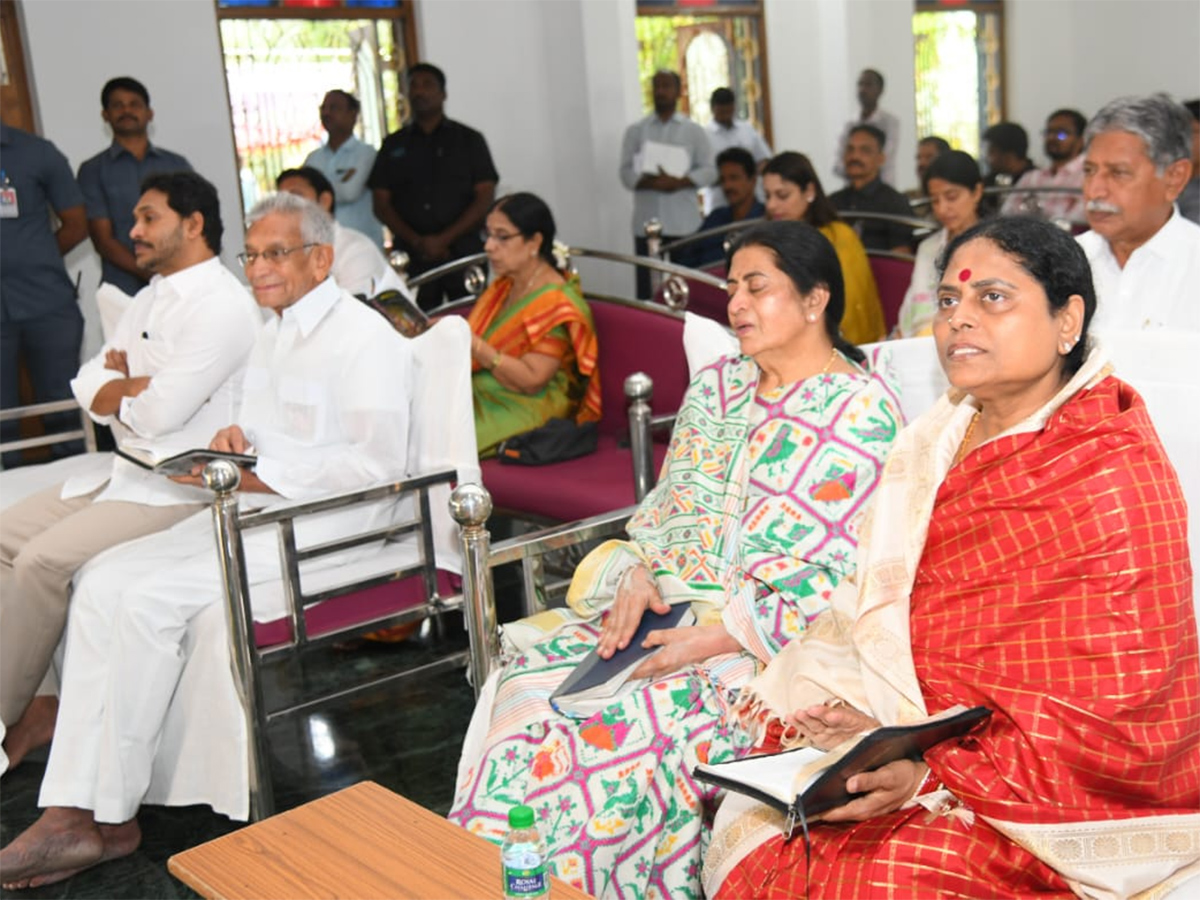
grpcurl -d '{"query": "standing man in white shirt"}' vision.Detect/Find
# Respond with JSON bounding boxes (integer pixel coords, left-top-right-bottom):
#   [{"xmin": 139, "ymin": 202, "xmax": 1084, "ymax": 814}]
[
  {"xmin": 619, "ymin": 70, "xmax": 715, "ymax": 298},
  {"xmin": 834, "ymin": 69, "xmax": 900, "ymax": 186},
  {"xmin": 702, "ymin": 87, "xmax": 771, "ymax": 215},
  {"xmin": 303, "ymin": 89, "xmax": 384, "ymax": 250},
  {"xmin": 1077, "ymin": 93, "xmax": 1199, "ymax": 332},
  {"xmin": 276, "ymin": 166, "xmax": 411, "ymax": 299},
  {"xmin": 0, "ymin": 171, "xmax": 261, "ymax": 771},
  {"xmin": 0, "ymin": 193, "xmax": 414, "ymax": 888}
]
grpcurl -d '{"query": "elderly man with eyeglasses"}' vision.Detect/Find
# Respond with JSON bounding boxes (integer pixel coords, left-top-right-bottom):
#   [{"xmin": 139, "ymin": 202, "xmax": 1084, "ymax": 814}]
[
  {"xmin": 0, "ymin": 171, "xmax": 259, "ymax": 777},
  {"xmin": 0, "ymin": 192, "xmax": 415, "ymax": 889},
  {"xmin": 1077, "ymin": 93, "xmax": 1200, "ymax": 332}
]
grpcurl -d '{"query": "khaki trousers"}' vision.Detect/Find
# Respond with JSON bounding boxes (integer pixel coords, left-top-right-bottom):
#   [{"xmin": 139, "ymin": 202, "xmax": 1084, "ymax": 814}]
[{"xmin": 0, "ymin": 482, "xmax": 202, "ymax": 726}]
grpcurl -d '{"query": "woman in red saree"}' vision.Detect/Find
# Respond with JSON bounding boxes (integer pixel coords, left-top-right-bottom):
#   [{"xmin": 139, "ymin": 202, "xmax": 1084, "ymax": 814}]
[
  {"xmin": 705, "ymin": 217, "xmax": 1200, "ymax": 899},
  {"xmin": 467, "ymin": 193, "xmax": 600, "ymax": 457}
]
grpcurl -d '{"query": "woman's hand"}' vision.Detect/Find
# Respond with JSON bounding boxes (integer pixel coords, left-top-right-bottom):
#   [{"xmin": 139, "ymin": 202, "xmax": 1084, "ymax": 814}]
[
  {"xmin": 820, "ymin": 759, "xmax": 928, "ymax": 823},
  {"xmin": 789, "ymin": 704, "xmax": 880, "ymax": 751},
  {"xmin": 629, "ymin": 623, "xmax": 741, "ymax": 680},
  {"xmin": 596, "ymin": 565, "xmax": 668, "ymax": 659}
]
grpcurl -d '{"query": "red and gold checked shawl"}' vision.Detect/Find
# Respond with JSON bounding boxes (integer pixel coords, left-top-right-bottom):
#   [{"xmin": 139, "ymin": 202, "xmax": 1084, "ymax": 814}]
[
  {"xmin": 466, "ymin": 276, "xmax": 602, "ymax": 423},
  {"xmin": 713, "ymin": 374, "xmax": 1199, "ymax": 899}
]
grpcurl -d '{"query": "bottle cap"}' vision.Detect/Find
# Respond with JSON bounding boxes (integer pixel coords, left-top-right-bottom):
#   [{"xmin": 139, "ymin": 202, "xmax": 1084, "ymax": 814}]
[{"xmin": 508, "ymin": 805, "xmax": 535, "ymax": 829}]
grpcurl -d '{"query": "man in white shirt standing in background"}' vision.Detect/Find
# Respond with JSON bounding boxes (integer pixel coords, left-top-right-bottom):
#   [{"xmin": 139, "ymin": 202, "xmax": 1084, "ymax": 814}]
[
  {"xmin": 834, "ymin": 68, "xmax": 900, "ymax": 186},
  {"xmin": 702, "ymin": 87, "xmax": 771, "ymax": 215},
  {"xmin": 0, "ymin": 192, "xmax": 414, "ymax": 888},
  {"xmin": 303, "ymin": 89, "xmax": 384, "ymax": 250},
  {"xmin": 619, "ymin": 69, "xmax": 715, "ymax": 298},
  {"xmin": 1077, "ymin": 93, "xmax": 1199, "ymax": 332},
  {"xmin": 0, "ymin": 171, "xmax": 261, "ymax": 772}
]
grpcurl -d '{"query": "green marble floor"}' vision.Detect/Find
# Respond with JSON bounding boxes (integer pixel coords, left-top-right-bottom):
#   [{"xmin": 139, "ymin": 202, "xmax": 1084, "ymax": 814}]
[{"xmin": 0, "ymin": 623, "xmax": 480, "ymax": 899}]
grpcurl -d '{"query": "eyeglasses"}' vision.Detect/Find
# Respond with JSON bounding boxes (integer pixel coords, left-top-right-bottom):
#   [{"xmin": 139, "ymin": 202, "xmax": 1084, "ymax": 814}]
[
  {"xmin": 237, "ymin": 244, "xmax": 317, "ymax": 267},
  {"xmin": 1043, "ymin": 129, "xmax": 1073, "ymax": 141},
  {"xmin": 480, "ymin": 229, "xmax": 521, "ymax": 244}
]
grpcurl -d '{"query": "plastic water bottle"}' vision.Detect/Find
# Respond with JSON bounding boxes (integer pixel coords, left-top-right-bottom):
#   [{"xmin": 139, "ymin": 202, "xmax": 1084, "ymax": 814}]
[{"xmin": 501, "ymin": 804, "xmax": 549, "ymax": 898}]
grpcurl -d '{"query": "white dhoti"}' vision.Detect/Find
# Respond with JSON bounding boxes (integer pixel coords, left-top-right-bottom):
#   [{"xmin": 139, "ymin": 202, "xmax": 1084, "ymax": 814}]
[{"xmin": 38, "ymin": 509, "xmax": 281, "ymax": 823}]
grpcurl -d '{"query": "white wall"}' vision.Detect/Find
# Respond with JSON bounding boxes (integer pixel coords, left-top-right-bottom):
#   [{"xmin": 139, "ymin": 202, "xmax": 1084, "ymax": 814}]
[
  {"xmin": 763, "ymin": 0, "xmax": 918, "ymax": 190},
  {"xmin": 19, "ymin": 0, "xmax": 242, "ymax": 359},
  {"xmin": 415, "ymin": 0, "xmax": 641, "ymax": 296},
  {"xmin": 1007, "ymin": 0, "xmax": 1200, "ymax": 163}
]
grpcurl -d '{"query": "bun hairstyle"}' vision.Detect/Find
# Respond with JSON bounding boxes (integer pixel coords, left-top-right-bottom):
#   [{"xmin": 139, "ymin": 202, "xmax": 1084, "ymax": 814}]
[{"xmin": 728, "ymin": 220, "xmax": 866, "ymax": 366}]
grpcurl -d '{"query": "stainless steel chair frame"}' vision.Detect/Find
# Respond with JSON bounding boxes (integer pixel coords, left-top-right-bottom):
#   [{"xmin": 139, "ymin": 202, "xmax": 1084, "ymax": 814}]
[
  {"xmin": 203, "ymin": 461, "xmax": 464, "ymax": 820},
  {"xmin": 0, "ymin": 398, "xmax": 99, "ymax": 455}
]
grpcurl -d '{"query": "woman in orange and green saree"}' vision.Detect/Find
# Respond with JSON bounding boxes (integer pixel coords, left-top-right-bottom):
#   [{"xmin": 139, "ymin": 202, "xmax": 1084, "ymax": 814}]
[
  {"xmin": 704, "ymin": 217, "xmax": 1200, "ymax": 899},
  {"xmin": 467, "ymin": 193, "xmax": 600, "ymax": 457}
]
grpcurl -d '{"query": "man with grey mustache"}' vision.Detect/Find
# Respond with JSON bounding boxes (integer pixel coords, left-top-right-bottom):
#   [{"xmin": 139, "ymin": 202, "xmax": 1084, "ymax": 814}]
[{"xmin": 1077, "ymin": 93, "xmax": 1199, "ymax": 331}]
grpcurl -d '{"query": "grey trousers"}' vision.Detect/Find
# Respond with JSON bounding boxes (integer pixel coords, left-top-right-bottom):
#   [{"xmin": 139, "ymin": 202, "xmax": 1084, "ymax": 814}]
[{"xmin": 0, "ymin": 481, "xmax": 201, "ymax": 726}]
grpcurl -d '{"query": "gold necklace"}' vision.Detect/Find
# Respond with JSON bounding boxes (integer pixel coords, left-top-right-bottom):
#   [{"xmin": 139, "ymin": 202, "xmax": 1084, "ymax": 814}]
[
  {"xmin": 512, "ymin": 263, "xmax": 543, "ymax": 301},
  {"xmin": 954, "ymin": 410, "xmax": 980, "ymax": 466},
  {"xmin": 820, "ymin": 347, "xmax": 839, "ymax": 374}
]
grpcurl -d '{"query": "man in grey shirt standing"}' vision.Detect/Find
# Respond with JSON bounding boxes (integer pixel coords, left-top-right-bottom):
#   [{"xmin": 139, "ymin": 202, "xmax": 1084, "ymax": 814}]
[
  {"xmin": 77, "ymin": 77, "xmax": 192, "ymax": 297},
  {"xmin": 619, "ymin": 70, "xmax": 715, "ymax": 298}
]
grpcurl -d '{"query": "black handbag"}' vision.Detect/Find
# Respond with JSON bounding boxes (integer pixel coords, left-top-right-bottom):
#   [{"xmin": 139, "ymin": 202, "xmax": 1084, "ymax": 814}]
[{"xmin": 497, "ymin": 418, "xmax": 599, "ymax": 465}]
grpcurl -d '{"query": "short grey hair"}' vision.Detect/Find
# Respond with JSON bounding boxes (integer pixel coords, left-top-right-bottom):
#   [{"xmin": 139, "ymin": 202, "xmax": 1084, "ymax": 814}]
[
  {"xmin": 1084, "ymin": 93, "xmax": 1192, "ymax": 173},
  {"xmin": 246, "ymin": 191, "xmax": 335, "ymax": 246}
]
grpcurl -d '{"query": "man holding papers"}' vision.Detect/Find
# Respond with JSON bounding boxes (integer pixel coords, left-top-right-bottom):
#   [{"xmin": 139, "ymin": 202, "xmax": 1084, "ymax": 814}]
[
  {"xmin": 619, "ymin": 69, "xmax": 715, "ymax": 297},
  {"xmin": 0, "ymin": 171, "xmax": 259, "ymax": 772},
  {"xmin": 0, "ymin": 192, "xmax": 414, "ymax": 888}
]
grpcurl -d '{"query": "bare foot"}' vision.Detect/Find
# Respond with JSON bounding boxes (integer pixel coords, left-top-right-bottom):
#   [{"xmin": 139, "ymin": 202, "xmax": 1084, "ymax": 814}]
[
  {"xmin": 23, "ymin": 821, "xmax": 141, "ymax": 889},
  {"xmin": 1, "ymin": 696, "xmax": 58, "ymax": 773},
  {"xmin": 0, "ymin": 807, "xmax": 138, "ymax": 889}
]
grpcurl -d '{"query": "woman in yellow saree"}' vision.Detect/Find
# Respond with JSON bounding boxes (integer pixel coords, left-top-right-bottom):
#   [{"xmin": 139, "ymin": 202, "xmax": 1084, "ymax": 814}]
[
  {"xmin": 762, "ymin": 152, "xmax": 886, "ymax": 344},
  {"xmin": 467, "ymin": 193, "xmax": 601, "ymax": 457}
]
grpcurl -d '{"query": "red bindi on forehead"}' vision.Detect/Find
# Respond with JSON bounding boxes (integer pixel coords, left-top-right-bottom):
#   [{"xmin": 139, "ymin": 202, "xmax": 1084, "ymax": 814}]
[{"xmin": 958, "ymin": 268, "xmax": 971, "ymax": 282}]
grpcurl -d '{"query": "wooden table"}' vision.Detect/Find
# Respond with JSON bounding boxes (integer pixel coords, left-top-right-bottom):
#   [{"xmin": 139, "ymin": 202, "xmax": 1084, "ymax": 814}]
[{"xmin": 168, "ymin": 781, "xmax": 594, "ymax": 899}]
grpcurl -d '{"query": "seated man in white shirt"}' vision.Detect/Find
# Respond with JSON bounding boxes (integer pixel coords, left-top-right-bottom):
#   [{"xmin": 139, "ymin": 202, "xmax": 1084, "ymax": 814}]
[
  {"xmin": 0, "ymin": 171, "xmax": 260, "ymax": 772},
  {"xmin": 276, "ymin": 166, "xmax": 411, "ymax": 299},
  {"xmin": 0, "ymin": 192, "xmax": 414, "ymax": 888},
  {"xmin": 1076, "ymin": 93, "xmax": 1199, "ymax": 331}
]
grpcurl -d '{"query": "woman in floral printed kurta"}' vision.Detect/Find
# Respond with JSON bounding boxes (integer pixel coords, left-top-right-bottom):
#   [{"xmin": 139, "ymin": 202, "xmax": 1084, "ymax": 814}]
[{"xmin": 449, "ymin": 222, "xmax": 902, "ymax": 899}]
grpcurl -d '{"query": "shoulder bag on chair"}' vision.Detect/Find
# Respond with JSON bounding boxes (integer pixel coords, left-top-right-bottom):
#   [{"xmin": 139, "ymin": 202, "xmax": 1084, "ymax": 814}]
[{"xmin": 497, "ymin": 418, "xmax": 598, "ymax": 466}]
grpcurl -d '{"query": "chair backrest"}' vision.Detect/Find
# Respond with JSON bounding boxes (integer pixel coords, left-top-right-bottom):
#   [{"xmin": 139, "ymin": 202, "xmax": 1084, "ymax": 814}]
[
  {"xmin": 1097, "ymin": 328, "xmax": 1200, "ymax": 617},
  {"xmin": 587, "ymin": 298, "xmax": 689, "ymax": 435},
  {"xmin": 683, "ymin": 312, "xmax": 737, "ymax": 377},
  {"xmin": 407, "ymin": 317, "xmax": 480, "ymax": 573},
  {"xmin": 675, "ymin": 263, "xmax": 730, "ymax": 326},
  {"xmin": 858, "ymin": 336, "xmax": 946, "ymax": 426},
  {"xmin": 96, "ymin": 282, "xmax": 135, "ymax": 342},
  {"xmin": 868, "ymin": 254, "xmax": 915, "ymax": 334}
]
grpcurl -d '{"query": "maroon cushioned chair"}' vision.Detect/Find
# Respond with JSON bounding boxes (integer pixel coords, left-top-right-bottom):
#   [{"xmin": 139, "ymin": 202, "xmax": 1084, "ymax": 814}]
[
  {"xmin": 478, "ymin": 297, "xmax": 688, "ymax": 522},
  {"xmin": 868, "ymin": 254, "xmax": 915, "ymax": 334},
  {"xmin": 655, "ymin": 263, "xmax": 729, "ymax": 326}
]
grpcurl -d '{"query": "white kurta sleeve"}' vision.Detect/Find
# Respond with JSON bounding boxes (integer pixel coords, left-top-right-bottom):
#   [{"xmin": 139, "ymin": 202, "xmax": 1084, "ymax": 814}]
[{"xmin": 119, "ymin": 292, "xmax": 259, "ymax": 439}]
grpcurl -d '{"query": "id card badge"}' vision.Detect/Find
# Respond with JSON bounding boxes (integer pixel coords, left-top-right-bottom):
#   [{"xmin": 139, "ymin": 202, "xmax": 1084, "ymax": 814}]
[{"xmin": 0, "ymin": 186, "xmax": 17, "ymax": 219}]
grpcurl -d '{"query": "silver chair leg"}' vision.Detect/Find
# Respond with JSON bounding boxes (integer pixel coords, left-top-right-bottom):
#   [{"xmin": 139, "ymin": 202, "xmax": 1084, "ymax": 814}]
[
  {"xmin": 451, "ymin": 484, "xmax": 500, "ymax": 697},
  {"xmin": 626, "ymin": 372, "xmax": 655, "ymax": 502},
  {"xmin": 205, "ymin": 460, "xmax": 275, "ymax": 821}
]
